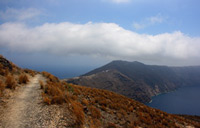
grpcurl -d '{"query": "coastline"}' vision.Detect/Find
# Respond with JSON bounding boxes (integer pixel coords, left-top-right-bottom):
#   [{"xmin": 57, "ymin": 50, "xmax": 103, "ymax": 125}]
[{"xmin": 147, "ymin": 89, "xmax": 177, "ymax": 104}]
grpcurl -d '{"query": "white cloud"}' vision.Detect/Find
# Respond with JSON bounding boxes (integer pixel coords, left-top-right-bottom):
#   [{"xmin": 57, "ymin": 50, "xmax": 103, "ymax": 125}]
[
  {"xmin": 103, "ymin": 0, "xmax": 131, "ymax": 3},
  {"xmin": 0, "ymin": 8, "xmax": 41, "ymax": 21},
  {"xmin": 133, "ymin": 14, "xmax": 165, "ymax": 30},
  {"xmin": 0, "ymin": 22, "xmax": 200, "ymax": 65}
]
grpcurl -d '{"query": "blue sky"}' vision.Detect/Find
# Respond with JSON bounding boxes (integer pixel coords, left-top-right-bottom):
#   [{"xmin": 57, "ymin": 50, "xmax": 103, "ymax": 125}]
[
  {"xmin": 0, "ymin": 0, "xmax": 200, "ymax": 78},
  {"xmin": 1, "ymin": 0, "xmax": 199, "ymax": 35}
]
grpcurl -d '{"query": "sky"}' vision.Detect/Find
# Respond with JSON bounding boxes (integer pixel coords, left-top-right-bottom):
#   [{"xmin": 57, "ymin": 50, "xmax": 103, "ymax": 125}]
[{"xmin": 0, "ymin": 0, "xmax": 200, "ymax": 78}]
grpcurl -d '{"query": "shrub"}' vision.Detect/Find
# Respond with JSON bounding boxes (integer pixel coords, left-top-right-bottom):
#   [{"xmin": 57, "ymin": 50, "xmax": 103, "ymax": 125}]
[
  {"xmin": 45, "ymin": 82, "xmax": 64, "ymax": 96},
  {"xmin": 39, "ymin": 80, "xmax": 44, "ymax": 89},
  {"xmin": 51, "ymin": 94, "xmax": 66, "ymax": 104},
  {"xmin": 0, "ymin": 64, "xmax": 9, "ymax": 76},
  {"xmin": 100, "ymin": 105, "xmax": 107, "ymax": 112},
  {"xmin": 106, "ymin": 122, "xmax": 117, "ymax": 128},
  {"xmin": 0, "ymin": 80, "xmax": 5, "ymax": 96},
  {"xmin": 18, "ymin": 74, "xmax": 29, "ymax": 84},
  {"xmin": 24, "ymin": 69, "xmax": 36, "ymax": 77},
  {"xmin": 129, "ymin": 121, "xmax": 140, "ymax": 128},
  {"xmin": 42, "ymin": 71, "xmax": 59, "ymax": 82},
  {"xmin": 89, "ymin": 106, "xmax": 101, "ymax": 119},
  {"xmin": 42, "ymin": 92, "xmax": 52, "ymax": 105},
  {"xmin": 90, "ymin": 118, "xmax": 102, "ymax": 128},
  {"xmin": 82, "ymin": 98, "xmax": 89, "ymax": 106},
  {"xmin": 71, "ymin": 95, "xmax": 78, "ymax": 101},
  {"xmin": 42, "ymin": 81, "xmax": 67, "ymax": 104},
  {"xmin": 5, "ymin": 75, "xmax": 16, "ymax": 89},
  {"xmin": 71, "ymin": 101, "xmax": 85, "ymax": 127},
  {"xmin": 65, "ymin": 83, "xmax": 74, "ymax": 92}
]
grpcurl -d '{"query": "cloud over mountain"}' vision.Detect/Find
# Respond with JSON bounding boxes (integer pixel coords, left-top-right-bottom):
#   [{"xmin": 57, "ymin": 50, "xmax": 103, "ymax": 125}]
[{"xmin": 0, "ymin": 22, "xmax": 200, "ymax": 65}]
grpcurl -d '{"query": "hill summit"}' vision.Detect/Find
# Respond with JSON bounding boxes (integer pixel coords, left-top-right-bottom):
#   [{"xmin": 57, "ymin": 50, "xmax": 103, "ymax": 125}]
[{"xmin": 67, "ymin": 60, "xmax": 200, "ymax": 103}]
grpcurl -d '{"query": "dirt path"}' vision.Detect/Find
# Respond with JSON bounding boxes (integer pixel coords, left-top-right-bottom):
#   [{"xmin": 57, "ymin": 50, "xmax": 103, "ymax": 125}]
[
  {"xmin": 0, "ymin": 74, "xmax": 45, "ymax": 128},
  {"xmin": 0, "ymin": 74, "xmax": 73, "ymax": 128}
]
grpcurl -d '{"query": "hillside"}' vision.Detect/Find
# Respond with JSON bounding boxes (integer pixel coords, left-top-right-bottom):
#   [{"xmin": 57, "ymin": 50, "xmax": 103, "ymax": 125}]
[
  {"xmin": 0, "ymin": 55, "xmax": 200, "ymax": 128},
  {"xmin": 41, "ymin": 71, "xmax": 200, "ymax": 128},
  {"xmin": 0, "ymin": 55, "xmax": 35, "ymax": 97},
  {"xmin": 66, "ymin": 60, "xmax": 200, "ymax": 103}
]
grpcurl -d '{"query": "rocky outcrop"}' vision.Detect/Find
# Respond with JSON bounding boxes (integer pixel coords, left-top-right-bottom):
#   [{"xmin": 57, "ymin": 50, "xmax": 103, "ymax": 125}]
[{"xmin": 0, "ymin": 55, "xmax": 13, "ymax": 70}]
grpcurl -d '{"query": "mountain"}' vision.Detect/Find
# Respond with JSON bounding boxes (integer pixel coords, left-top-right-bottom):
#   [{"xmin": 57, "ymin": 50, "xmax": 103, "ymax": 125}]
[
  {"xmin": 66, "ymin": 60, "xmax": 200, "ymax": 103},
  {"xmin": 0, "ymin": 55, "xmax": 200, "ymax": 127}
]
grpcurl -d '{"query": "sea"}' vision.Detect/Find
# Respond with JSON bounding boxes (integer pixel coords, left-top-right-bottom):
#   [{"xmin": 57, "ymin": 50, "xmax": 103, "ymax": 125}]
[
  {"xmin": 147, "ymin": 85, "xmax": 200, "ymax": 116},
  {"xmin": 28, "ymin": 66, "xmax": 94, "ymax": 79}
]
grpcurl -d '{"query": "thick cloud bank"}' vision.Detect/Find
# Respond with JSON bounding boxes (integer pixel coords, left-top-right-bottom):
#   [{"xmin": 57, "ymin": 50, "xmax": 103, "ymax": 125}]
[{"xmin": 0, "ymin": 22, "xmax": 200, "ymax": 64}]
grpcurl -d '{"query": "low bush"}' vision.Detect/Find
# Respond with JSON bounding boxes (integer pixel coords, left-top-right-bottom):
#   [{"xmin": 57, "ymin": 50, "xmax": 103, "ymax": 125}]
[
  {"xmin": 24, "ymin": 69, "xmax": 36, "ymax": 77},
  {"xmin": 42, "ymin": 81, "xmax": 67, "ymax": 104},
  {"xmin": 0, "ymin": 64, "xmax": 9, "ymax": 76},
  {"xmin": 0, "ymin": 80, "xmax": 5, "ymax": 96},
  {"xmin": 106, "ymin": 122, "xmax": 117, "ymax": 128},
  {"xmin": 71, "ymin": 101, "xmax": 85, "ymax": 127},
  {"xmin": 89, "ymin": 106, "xmax": 101, "ymax": 119},
  {"xmin": 65, "ymin": 83, "xmax": 74, "ymax": 92},
  {"xmin": 5, "ymin": 75, "xmax": 16, "ymax": 89},
  {"xmin": 42, "ymin": 71, "xmax": 59, "ymax": 82},
  {"xmin": 42, "ymin": 92, "xmax": 51, "ymax": 105},
  {"xmin": 18, "ymin": 74, "xmax": 29, "ymax": 84},
  {"xmin": 82, "ymin": 98, "xmax": 89, "ymax": 106},
  {"xmin": 39, "ymin": 80, "xmax": 44, "ymax": 89}
]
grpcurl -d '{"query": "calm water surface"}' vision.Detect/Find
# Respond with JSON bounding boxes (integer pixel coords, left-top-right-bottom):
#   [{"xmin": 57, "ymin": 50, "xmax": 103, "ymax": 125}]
[{"xmin": 147, "ymin": 86, "xmax": 200, "ymax": 115}]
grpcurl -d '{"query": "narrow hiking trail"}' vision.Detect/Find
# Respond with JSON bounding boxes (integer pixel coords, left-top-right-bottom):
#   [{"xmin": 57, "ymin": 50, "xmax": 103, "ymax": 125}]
[{"xmin": 0, "ymin": 74, "xmax": 64, "ymax": 128}]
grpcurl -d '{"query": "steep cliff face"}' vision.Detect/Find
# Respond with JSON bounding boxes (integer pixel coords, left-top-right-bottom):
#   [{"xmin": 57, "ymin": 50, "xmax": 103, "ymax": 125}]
[{"xmin": 66, "ymin": 60, "xmax": 200, "ymax": 103}]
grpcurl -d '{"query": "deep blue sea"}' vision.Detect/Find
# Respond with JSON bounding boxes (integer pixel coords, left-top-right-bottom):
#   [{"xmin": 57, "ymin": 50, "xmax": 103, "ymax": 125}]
[{"xmin": 147, "ymin": 86, "xmax": 200, "ymax": 116}]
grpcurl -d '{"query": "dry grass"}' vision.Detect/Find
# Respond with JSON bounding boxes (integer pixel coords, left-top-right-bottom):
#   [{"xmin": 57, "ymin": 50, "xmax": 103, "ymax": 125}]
[
  {"xmin": 5, "ymin": 75, "xmax": 16, "ymax": 90},
  {"xmin": 0, "ymin": 55, "xmax": 35, "ymax": 97},
  {"xmin": 24, "ymin": 69, "xmax": 36, "ymax": 77},
  {"xmin": 82, "ymin": 98, "xmax": 89, "ymax": 106},
  {"xmin": 71, "ymin": 101, "xmax": 85, "ymax": 127},
  {"xmin": 18, "ymin": 74, "xmax": 29, "ymax": 84},
  {"xmin": 39, "ymin": 80, "xmax": 44, "ymax": 89},
  {"xmin": 39, "ymin": 72, "xmax": 200, "ymax": 128},
  {"xmin": 42, "ymin": 92, "xmax": 51, "ymax": 105},
  {"xmin": 0, "ymin": 63, "xmax": 9, "ymax": 76},
  {"xmin": 0, "ymin": 80, "xmax": 5, "ymax": 96},
  {"xmin": 106, "ymin": 122, "xmax": 117, "ymax": 128},
  {"xmin": 41, "ymin": 81, "xmax": 67, "ymax": 104},
  {"xmin": 42, "ymin": 71, "xmax": 59, "ymax": 82},
  {"xmin": 89, "ymin": 106, "xmax": 101, "ymax": 119}
]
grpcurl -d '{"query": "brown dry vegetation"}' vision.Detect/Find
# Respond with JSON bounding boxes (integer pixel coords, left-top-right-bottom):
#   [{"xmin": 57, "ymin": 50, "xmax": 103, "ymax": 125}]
[
  {"xmin": 42, "ymin": 71, "xmax": 59, "ymax": 82},
  {"xmin": 0, "ymin": 55, "xmax": 36, "ymax": 97},
  {"xmin": 24, "ymin": 69, "xmax": 37, "ymax": 77},
  {"xmin": 40, "ymin": 72, "xmax": 200, "ymax": 128},
  {"xmin": 40, "ymin": 72, "xmax": 67, "ymax": 105},
  {"xmin": 5, "ymin": 75, "xmax": 17, "ymax": 90},
  {"xmin": 18, "ymin": 74, "xmax": 29, "ymax": 84},
  {"xmin": 71, "ymin": 101, "xmax": 85, "ymax": 127},
  {"xmin": 0, "ymin": 80, "xmax": 5, "ymax": 96},
  {"xmin": 0, "ymin": 64, "xmax": 9, "ymax": 76}
]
